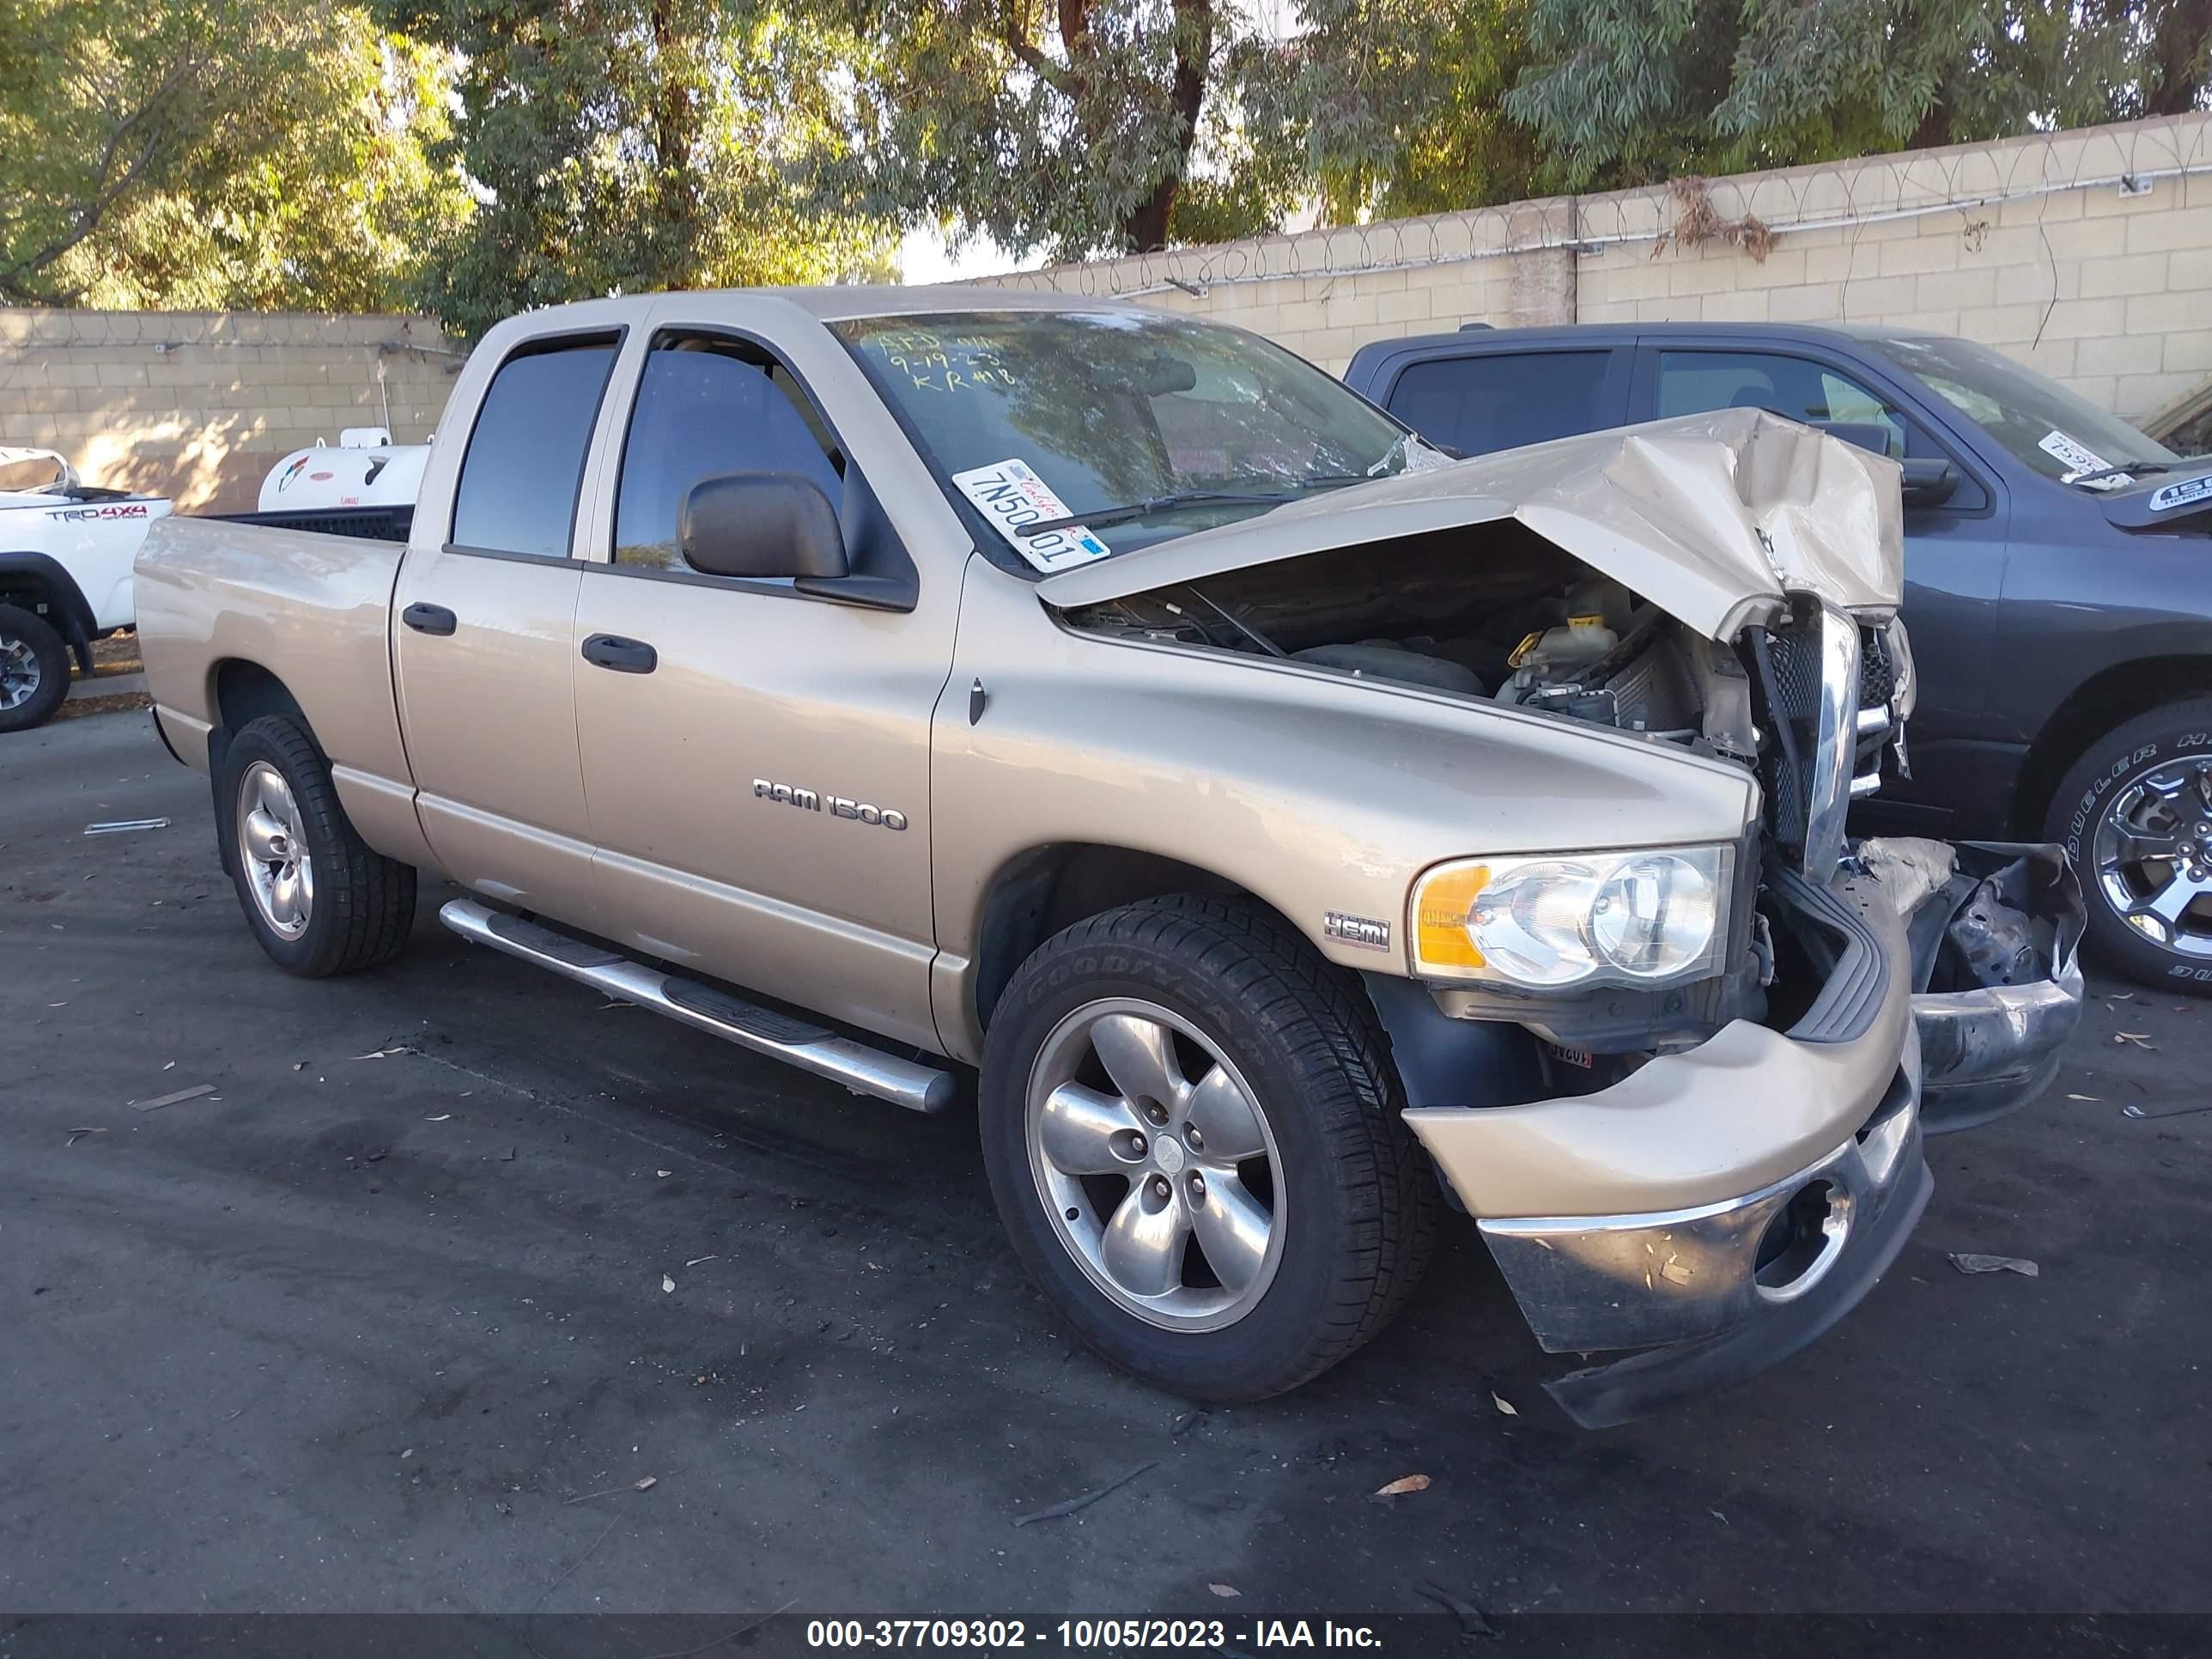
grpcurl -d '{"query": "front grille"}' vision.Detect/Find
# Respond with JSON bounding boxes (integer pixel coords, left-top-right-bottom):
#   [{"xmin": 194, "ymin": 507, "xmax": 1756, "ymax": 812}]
[
  {"xmin": 1858, "ymin": 624, "xmax": 1895, "ymax": 709},
  {"xmin": 1751, "ymin": 604, "xmax": 1862, "ymax": 876}
]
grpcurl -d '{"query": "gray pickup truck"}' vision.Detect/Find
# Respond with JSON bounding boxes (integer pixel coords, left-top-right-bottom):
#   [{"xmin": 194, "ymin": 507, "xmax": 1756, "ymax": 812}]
[{"xmin": 137, "ymin": 288, "xmax": 2082, "ymax": 1425}]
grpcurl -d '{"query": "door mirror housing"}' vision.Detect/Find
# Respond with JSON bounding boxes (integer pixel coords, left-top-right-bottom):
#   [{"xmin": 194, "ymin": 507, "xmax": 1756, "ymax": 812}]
[
  {"xmin": 680, "ymin": 471, "xmax": 848, "ymax": 581},
  {"xmin": 1899, "ymin": 457, "xmax": 1960, "ymax": 508}
]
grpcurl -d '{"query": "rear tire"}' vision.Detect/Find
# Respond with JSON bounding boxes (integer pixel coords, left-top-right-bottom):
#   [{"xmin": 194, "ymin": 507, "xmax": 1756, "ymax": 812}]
[
  {"xmin": 2045, "ymin": 697, "xmax": 2212, "ymax": 993},
  {"xmin": 216, "ymin": 714, "xmax": 417, "ymax": 976},
  {"xmin": 0, "ymin": 603, "xmax": 70, "ymax": 733},
  {"xmin": 979, "ymin": 896, "xmax": 1437, "ymax": 1401}
]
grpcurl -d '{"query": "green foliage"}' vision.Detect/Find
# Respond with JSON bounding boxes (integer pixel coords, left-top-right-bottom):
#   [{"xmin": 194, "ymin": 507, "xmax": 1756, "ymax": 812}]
[
  {"xmin": 1231, "ymin": 0, "xmax": 1543, "ymax": 224},
  {"xmin": 1508, "ymin": 0, "xmax": 2212, "ymax": 191},
  {"xmin": 390, "ymin": 0, "xmax": 890, "ymax": 337},
  {"xmin": 0, "ymin": 0, "xmax": 466, "ymax": 308},
  {"xmin": 805, "ymin": 0, "xmax": 1225, "ymax": 262}
]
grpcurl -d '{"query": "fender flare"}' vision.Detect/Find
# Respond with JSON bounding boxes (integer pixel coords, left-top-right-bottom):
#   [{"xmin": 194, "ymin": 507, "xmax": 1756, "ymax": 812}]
[{"xmin": 0, "ymin": 550, "xmax": 97, "ymax": 668}]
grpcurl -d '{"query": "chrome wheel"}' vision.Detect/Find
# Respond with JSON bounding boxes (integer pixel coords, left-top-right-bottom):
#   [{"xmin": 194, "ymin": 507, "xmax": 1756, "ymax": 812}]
[
  {"xmin": 1024, "ymin": 998, "xmax": 1285, "ymax": 1331},
  {"xmin": 237, "ymin": 760, "xmax": 313, "ymax": 939},
  {"xmin": 0, "ymin": 633, "xmax": 40, "ymax": 712},
  {"xmin": 2094, "ymin": 756, "xmax": 2212, "ymax": 959}
]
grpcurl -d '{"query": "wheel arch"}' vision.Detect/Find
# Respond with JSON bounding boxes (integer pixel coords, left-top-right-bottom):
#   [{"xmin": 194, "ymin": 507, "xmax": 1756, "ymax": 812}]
[
  {"xmin": 0, "ymin": 550, "xmax": 97, "ymax": 670},
  {"xmin": 206, "ymin": 659, "xmax": 313, "ymax": 777},
  {"xmin": 969, "ymin": 842, "xmax": 1295, "ymax": 1034},
  {"xmin": 2012, "ymin": 653, "xmax": 2212, "ymax": 836}
]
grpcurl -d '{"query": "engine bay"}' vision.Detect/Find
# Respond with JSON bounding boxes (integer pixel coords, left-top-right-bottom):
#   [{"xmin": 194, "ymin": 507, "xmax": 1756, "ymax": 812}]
[{"xmin": 1060, "ymin": 520, "xmax": 1762, "ymax": 763}]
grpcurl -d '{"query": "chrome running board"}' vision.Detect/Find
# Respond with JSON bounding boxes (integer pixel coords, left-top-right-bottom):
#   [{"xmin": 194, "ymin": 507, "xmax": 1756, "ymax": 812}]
[{"xmin": 438, "ymin": 897, "xmax": 956, "ymax": 1114}]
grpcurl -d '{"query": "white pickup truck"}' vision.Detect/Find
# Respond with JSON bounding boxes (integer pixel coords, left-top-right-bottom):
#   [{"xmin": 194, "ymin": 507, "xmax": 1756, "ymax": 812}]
[{"xmin": 1, "ymin": 445, "xmax": 172, "ymax": 731}]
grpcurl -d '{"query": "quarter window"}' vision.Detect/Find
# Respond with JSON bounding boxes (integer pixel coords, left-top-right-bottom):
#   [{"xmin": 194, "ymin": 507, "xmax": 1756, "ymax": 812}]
[
  {"xmin": 451, "ymin": 337, "xmax": 619, "ymax": 558},
  {"xmin": 613, "ymin": 337, "xmax": 844, "ymax": 569}
]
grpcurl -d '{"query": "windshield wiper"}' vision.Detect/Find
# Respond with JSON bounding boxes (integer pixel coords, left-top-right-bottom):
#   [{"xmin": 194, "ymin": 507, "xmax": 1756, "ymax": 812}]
[
  {"xmin": 1018, "ymin": 489, "xmax": 1296, "ymax": 537},
  {"xmin": 2067, "ymin": 459, "xmax": 2188, "ymax": 486}
]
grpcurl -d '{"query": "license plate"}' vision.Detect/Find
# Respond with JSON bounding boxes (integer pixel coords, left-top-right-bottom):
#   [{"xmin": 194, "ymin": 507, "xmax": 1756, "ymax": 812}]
[{"xmin": 1546, "ymin": 1042, "xmax": 1594, "ymax": 1070}]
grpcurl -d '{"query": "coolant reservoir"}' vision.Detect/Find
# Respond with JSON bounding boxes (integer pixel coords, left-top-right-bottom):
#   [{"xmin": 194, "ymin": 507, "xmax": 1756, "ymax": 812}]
[{"xmin": 1510, "ymin": 615, "xmax": 1618, "ymax": 673}]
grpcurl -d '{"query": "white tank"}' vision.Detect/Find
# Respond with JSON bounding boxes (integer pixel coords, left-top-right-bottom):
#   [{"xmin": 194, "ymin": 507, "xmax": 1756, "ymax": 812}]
[{"xmin": 258, "ymin": 431, "xmax": 429, "ymax": 513}]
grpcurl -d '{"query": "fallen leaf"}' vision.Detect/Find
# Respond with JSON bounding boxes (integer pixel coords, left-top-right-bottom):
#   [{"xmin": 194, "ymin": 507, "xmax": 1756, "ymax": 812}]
[
  {"xmin": 425, "ymin": 1114, "xmax": 452, "ymax": 1122},
  {"xmin": 684, "ymin": 1255, "xmax": 720, "ymax": 1267},
  {"xmin": 1208, "ymin": 1584, "xmax": 1239, "ymax": 1598},
  {"xmin": 656, "ymin": 1170, "xmax": 672, "ymax": 1178},
  {"xmin": 2114, "ymin": 1032, "xmax": 2156, "ymax": 1048},
  {"xmin": 1948, "ymin": 1252, "xmax": 2039, "ymax": 1278},
  {"xmin": 634, "ymin": 1475, "xmax": 657, "ymax": 1492},
  {"xmin": 1492, "ymin": 1392, "xmax": 1519, "ymax": 1417},
  {"xmin": 2064, "ymin": 1093, "xmax": 2100, "ymax": 1102},
  {"xmin": 352, "ymin": 1047, "xmax": 408, "ymax": 1060},
  {"xmin": 66, "ymin": 1127, "xmax": 106, "ymax": 1146},
  {"xmin": 1373, "ymin": 1474, "xmax": 1431, "ymax": 1497},
  {"xmin": 161, "ymin": 1061, "xmax": 175, "ymax": 1071},
  {"xmin": 2108, "ymin": 992, "xmax": 2136, "ymax": 1001},
  {"xmin": 661, "ymin": 1275, "xmax": 676, "ymax": 1293}
]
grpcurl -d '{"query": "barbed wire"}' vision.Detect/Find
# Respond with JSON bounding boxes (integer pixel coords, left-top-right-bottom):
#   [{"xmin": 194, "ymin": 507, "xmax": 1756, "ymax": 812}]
[
  {"xmin": 0, "ymin": 307, "xmax": 460, "ymax": 358},
  {"xmin": 970, "ymin": 111, "xmax": 2212, "ymax": 300}
]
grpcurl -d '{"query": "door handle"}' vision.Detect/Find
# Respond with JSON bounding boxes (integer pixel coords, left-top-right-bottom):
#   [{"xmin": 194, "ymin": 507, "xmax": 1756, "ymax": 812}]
[
  {"xmin": 581, "ymin": 633, "xmax": 658, "ymax": 674},
  {"xmin": 402, "ymin": 603, "xmax": 457, "ymax": 636}
]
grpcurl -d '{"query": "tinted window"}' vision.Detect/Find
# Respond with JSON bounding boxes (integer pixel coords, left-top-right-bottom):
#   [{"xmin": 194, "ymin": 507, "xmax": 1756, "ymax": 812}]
[
  {"xmin": 614, "ymin": 338, "xmax": 844, "ymax": 569},
  {"xmin": 452, "ymin": 340, "xmax": 617, "ymax": 557},
  {"xmin": 1655, "ymin": 349, "xmax": 1910, "ymax": 458},
  {"xmin": 1385, "ymin": 351, "xmax": 1613, "ymax": 455},
  {"xmin": 1654, "ymin": 348, "xmax": 1986, "ymax": 508}
]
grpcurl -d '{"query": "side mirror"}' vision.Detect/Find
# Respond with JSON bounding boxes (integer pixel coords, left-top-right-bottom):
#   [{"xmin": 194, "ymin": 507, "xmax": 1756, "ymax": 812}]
[
  {"xmin": 680, "ymin": 471, "xmax": 848, "ymax": 581},
  {"xmin": 1899, "ymin": 457, "xmax": 1960, "ymax": 508}
]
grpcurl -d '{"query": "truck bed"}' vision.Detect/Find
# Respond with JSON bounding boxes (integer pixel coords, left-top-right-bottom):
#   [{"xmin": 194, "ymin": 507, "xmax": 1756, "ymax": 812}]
[{"xmin": 134, "ymin": 514, "xmax": 415, "ymax": 821}]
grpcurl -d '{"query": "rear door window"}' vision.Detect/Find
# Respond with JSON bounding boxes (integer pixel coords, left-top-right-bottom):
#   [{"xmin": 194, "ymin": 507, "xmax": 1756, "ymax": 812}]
[
  {"xmin": 1382, "ymin": 350, "xmax": 1620, "ymax": 456},
  {"xmin": 451, "ymin": 337, "xmax": 620, "ymax": 558}
]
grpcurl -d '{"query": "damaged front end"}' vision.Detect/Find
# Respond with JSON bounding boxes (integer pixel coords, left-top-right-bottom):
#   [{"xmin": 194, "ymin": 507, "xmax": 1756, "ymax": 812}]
[{"xmin": 1047, "ymin": 409, "xmax": 2086, "ymax": 1424}]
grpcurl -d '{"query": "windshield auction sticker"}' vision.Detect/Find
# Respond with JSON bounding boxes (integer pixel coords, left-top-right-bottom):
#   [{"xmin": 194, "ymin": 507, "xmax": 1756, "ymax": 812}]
[
  {"xmin": 2038, "ymin": 428, "xmax": 2130, "ymax": 489},
  {"xmin": 951, "ymin": 459, "xmax": 1113, "ymax": 574}
]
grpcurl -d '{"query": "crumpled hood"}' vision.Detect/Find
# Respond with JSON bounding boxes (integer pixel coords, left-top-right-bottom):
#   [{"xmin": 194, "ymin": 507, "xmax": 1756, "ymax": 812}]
[{"xmin": 1036, "ymin": 408, "xmax": 1905, "ymax": 640}]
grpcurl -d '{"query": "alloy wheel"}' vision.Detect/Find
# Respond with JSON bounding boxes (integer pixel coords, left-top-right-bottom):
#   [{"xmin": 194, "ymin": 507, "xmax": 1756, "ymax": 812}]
[
  {"xmin": 0, "ymin": 633, "xmax": 40, "ymax": 712},
  {"xmin": 2094, "ymin": 757, "xmax": 2212, "ymax": 960},
  {"xmin": 237, "ymin": 760, "xmax": 314, "ymax": 939},
  {"xmin": 1024, "ymin": 997, "xmax": 1285, "ymax": 1331}
]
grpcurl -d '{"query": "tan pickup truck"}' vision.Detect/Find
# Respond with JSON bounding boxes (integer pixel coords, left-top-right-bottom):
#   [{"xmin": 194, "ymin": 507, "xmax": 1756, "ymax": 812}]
[{"xmin": 137, "ymin": 288, "xmax": 2084, "ymax": 1425}]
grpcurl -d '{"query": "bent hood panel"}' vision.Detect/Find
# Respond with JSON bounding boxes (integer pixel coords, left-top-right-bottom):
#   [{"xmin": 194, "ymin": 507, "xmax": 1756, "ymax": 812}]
[{"xmin": 1036, "ymin": 409, "xmax": 1905, "ymax": 638}]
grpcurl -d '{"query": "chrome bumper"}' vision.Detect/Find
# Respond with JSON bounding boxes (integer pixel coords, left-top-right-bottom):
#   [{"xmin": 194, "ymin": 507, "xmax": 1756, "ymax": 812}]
[
  {"xmin": 1907, "ymin": 842, "xmax": 2086, "ymax": 1133},
  {"xmin": 1443, "ymin": 842, "xmax": 2081, "ymax": 1429},
  {"xmin": 1480, "ymin": 1035, "xmax": 1923, "ymax": 1358}
]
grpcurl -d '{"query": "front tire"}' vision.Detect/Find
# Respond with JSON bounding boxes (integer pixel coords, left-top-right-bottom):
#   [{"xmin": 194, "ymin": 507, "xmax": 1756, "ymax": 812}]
[
  {"xmin": 216, "ymin": 714, "xmax": 418, "ymax": 976},
  {"xmin": 2045, "ymin": 698, "xmax": 2212, "ymax": 992},
  {"xmin": 0, "ymin": 603, "xmax": 71, "ymax": 733},
  {"xmin": 979, "ymin": 896, "xmax": 1437, "ymax": 1401}
]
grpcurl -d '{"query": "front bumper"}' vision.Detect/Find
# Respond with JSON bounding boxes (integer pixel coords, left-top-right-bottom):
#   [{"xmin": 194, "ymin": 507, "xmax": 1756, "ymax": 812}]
[
  {"xmin": 1401, "ymin": 842, "xmax": 2081, "ymax": 1428},
  {"xmin": 1905, "ymin": 841, "xmax": 2086, "ymax": 1133}
]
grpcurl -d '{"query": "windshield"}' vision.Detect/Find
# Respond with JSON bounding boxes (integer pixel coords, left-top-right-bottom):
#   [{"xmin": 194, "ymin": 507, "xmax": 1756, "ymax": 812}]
[
  {"xmin": 1871, "ymin": 333, "xmax": 2185, "ymax": 488},
  {"xmin": 834, "ymin": 309, "xmax": 1420, "ymax": 571}
]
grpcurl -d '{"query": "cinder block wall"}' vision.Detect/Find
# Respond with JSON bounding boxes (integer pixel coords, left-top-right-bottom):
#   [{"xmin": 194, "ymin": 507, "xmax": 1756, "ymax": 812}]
[
  {"xmin": 0, "ymin": 310, "xmax": 460, "ymax": 512},
  {"xmin": 973, "ymin": 112, "xmax": 2212, "ymax": 425}
]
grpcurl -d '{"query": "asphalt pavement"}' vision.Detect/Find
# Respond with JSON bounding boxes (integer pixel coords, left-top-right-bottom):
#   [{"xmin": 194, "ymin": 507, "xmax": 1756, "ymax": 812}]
[{"xmin": 3, "ymin": 709, "xmax": 2208, "ymax": 1625}]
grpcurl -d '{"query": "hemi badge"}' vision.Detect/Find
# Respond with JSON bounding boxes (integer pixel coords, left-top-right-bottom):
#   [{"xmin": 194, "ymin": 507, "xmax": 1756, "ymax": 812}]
[{"xmin": 1324, "ymin": 912, "xmax": 1392, "ymax": 952}]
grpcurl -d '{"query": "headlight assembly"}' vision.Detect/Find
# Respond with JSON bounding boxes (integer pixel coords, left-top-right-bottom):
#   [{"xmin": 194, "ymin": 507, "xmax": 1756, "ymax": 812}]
[{"xmin": 1409, "ymin": 845, "xmax": 1733, "ymax": 991}]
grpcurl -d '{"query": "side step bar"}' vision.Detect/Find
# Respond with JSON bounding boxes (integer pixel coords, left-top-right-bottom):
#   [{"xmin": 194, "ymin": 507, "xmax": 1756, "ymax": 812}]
[{"xmin": 439, "ymin": 898, "xmax": 957, "ymax": 1114}]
